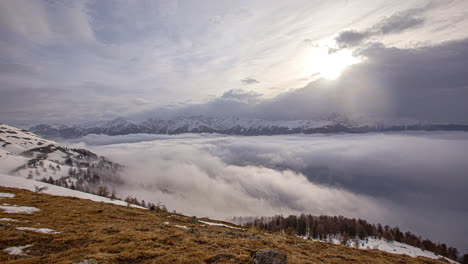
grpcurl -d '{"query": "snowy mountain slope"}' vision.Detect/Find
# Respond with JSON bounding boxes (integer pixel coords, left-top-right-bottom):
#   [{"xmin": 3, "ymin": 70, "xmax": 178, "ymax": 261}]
[
  {"xmin": 0, "ymin": 174, "xmax": 144, "ymax": 209},
  {"xmin": 0, "ymin": 123, "xmax": 123, "ymax": 192},
  {"xmin": 306, "ymin": 236, "xmax": 458, "ymax": 263},
  {"xmin": 29, "ymin": 116, "xmax": 468, "ymax": 139}
]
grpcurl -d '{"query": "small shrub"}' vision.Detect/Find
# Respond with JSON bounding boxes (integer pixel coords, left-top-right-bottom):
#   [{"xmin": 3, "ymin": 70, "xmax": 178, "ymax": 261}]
[
  {"xmin": 189, "ymin": 216, "xmax": 198, "ymax": 224},
  {"xmin": 34, "ymin": 185, "xmax": 48, "ymax": 194}
]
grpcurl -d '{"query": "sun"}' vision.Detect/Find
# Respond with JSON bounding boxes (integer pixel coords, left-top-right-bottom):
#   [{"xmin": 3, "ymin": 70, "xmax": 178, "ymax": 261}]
[{"xmin": 305, "ymin": 47, "xmax": 361, "ymax": 80}]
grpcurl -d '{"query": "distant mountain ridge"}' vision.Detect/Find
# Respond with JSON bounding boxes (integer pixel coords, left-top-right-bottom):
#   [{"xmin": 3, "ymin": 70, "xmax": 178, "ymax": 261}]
[{"xmin": 29, "ymin": 116, "xmax": 468, "ymax": 139}]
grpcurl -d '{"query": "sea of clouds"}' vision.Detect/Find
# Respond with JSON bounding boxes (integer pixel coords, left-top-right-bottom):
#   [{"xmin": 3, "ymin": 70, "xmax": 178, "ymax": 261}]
[{"xmin": 68, "ymin": 132, "xmax": 468, "ymax": 252}]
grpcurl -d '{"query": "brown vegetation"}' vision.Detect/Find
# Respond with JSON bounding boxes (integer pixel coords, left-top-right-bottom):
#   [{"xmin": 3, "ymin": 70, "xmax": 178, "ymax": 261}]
[{"xmin": 0, "ymin": 186, "xmax": 451, "ymax": 264}]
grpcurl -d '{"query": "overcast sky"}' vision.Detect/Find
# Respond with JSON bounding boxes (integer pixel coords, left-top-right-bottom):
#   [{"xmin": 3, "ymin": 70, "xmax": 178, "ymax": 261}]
[{"xmin": 1, "ymin": 0, "xmax": 468, "ymax": 123}]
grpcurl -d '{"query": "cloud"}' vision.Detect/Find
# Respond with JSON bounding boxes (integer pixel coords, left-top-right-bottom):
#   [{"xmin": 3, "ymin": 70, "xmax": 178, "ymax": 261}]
[
  {"xmin": 377, "ymin": 10, "xmax": 425, "ymax": 34},
  {"xmin": 0, "ymin": 63, "xmax": 39, "ymax": 76},
  {"xmin": 335, "ymin": 31, "xmax": 369, "ymax": 48},
  {"xmin": 2, "ymin": 1, "xmax": 468, "ymax": 123},
  {"xmin": 132, "ymin": 98, "xmax": 152, "ymax": 106},
  {"xmin": 241, "ymin": 77, "xmax": 260, "ymax": 85},
  {"xmin": 336, "ymin": 7, "xmax": 426, "ymax": 48},
  {"xmin": 272, "ymin": 38, "xmax": 468, "ymax": 123},
  {"xmin": 86, "ymin": 135, "xmax": 391, "ymax": 220},
  {"xmin": 138, "ymin": 37, "xmax": 468, "ymax": 124},
  {"xmin": 220, "ymin": 89, "xmax": 262, "ymax": 101},
  {"xmin": 81, "ymin": 132, "xmax": 468, "ymax": 252}
]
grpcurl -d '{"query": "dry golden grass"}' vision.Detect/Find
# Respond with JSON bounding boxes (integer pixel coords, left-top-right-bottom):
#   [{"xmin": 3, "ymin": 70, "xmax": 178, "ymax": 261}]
[{"xmin": 0, "ymin": 186, "xmax": 450, "ymax": 264}]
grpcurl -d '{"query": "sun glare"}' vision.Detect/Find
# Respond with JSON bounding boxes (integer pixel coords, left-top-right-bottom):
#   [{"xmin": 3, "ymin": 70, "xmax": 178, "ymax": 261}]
[{"xmin": 305, "ymin": 47, "xmax": 361, "ymax": 80}]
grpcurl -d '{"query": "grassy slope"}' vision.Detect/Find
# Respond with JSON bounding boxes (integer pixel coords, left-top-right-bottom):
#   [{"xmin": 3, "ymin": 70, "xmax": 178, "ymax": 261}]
[{"xmin": 0, "ymin": 187, "xmax": 449, "ymax": 264}]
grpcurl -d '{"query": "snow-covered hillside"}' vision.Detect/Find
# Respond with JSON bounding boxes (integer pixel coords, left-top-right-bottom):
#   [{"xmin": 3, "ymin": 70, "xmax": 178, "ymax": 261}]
[
  {"xmin": 0, "ymin": 123, "xmax": 122, "ymax": 192},
  {"xmin": 305, "ymin": 235, "xmax": 458, "ymax": 263},
  {"xmin": 29, "ymin": 116, "xmax": 468, "ymax": 139},
  {"xmin": 0, "ymin": 173, "xmax": 143, "ymax": 209}
]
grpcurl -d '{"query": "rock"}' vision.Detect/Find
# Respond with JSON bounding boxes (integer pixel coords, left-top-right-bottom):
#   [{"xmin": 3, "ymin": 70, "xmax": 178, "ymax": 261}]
[
  {"xmin": 252, "ymin": 250, "xmax": 287, "ymax": 264},
  {"xmin": 246, "ymin": 235, "xmax": 259, "ymax": 240},
  {"xmin": 71, "ymin": 259, "xmax": 98, "ymax": 264}
]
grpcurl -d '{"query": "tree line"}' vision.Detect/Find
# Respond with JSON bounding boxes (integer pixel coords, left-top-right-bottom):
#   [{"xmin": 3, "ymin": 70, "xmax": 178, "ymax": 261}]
[
  {"xmin": 237, "ymin": 214, "xmax": 465, "ymax": 262},
  {"xmin": 40, "ymin": 177, "xmax": 168, "ymax": 212}
]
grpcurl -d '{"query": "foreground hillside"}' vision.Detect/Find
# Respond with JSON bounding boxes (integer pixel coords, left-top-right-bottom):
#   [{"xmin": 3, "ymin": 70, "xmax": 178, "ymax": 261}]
[{"xmin": 0, "ymin": 179, "xmax": 451, "ymax": 264}]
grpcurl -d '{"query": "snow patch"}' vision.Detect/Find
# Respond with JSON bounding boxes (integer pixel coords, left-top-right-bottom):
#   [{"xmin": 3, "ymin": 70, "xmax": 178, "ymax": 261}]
[
  {"xmin": 359, "ymin": 237, "xmax": 458, "ymax": 263},
  {"xmin": 17, "ymin": 227, "xmax": 60, "ymax": 234},
  {"xmin": 174, "ymin": 225, "xmax": 189, "ymax": 229},
  {"xmin": 199, "ymin": 220, "xmax": 242, "ymax": 230},
  {"xmin": 0, "ymin": 204, "xmax": 40, "ymax": 214},
  {"xmin": 0, "ymin": 192, "xmax": 15, "ymax": 198},
  {"xmin": 305, "ymin": 236, "xmax": 458, "ymax": 263},
  {"xmin": 2, "ymin": 245, "xmax": 32, "ymax": 256},
  {"xmin": 0, "ymin": 217, "xmax": 18, "ymax": 222}
]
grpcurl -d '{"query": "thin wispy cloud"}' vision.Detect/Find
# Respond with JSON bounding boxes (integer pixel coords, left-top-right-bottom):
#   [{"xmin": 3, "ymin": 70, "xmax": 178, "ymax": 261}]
[
  {"xmin": 335, "ymin": 6, "xmax": 428, "ymax": 48},
  {"xmin": 241, "ymin": 78, "xmax": 260, "ymax": 85}
]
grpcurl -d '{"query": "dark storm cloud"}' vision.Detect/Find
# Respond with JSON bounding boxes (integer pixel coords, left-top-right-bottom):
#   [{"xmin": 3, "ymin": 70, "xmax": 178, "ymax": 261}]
[
  {"xmin": 336, "ymin": 7, "xmax": 426, "ymax": 48},
  {"xmin": 241, "ymin": 77, "xmax": 260, "ymax": 85}
]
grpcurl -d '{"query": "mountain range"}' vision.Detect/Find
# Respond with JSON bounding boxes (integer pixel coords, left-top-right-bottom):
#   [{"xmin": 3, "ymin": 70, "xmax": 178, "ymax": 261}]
[{"xmin": 29, "ymin": 116, "xmax": 468, "ymax": 139}]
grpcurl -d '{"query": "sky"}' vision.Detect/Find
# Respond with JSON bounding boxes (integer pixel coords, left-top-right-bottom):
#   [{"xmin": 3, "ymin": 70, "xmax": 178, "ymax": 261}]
[
  {"xmin": 70, "ymin": 132, "xmax": 468, "ymax": 252},
  {"xmin": 1, "ymin": 0, "xmax": 468, "ymax": 124}
]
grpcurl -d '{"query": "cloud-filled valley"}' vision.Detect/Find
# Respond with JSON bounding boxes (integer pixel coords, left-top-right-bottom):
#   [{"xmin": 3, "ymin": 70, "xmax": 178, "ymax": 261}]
[{"xmin": 72, "ymin": 132, "xmax": 468, "ymax": 252}]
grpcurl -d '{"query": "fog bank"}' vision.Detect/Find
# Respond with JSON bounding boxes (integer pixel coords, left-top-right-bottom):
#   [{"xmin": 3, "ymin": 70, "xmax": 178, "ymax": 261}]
[{"xmin": 73, "ymin": 132, "xmax": 468, "ymax": 252}]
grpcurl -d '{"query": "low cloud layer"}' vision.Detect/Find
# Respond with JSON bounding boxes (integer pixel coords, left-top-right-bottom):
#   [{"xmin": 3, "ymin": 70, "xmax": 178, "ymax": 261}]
[
  {"xmin": 84, "ymin": 136, "xmax": 387, "ymax": 220},
  {"xmin": 74, "ymin": 132, "xmax": 468, "ymax": 252}
]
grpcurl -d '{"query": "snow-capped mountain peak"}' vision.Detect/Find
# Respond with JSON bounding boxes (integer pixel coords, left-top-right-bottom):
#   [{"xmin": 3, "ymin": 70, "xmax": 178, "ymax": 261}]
[{"xmin": 28, "ymin": 116, "xmax": 468, "ymax": 139}]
